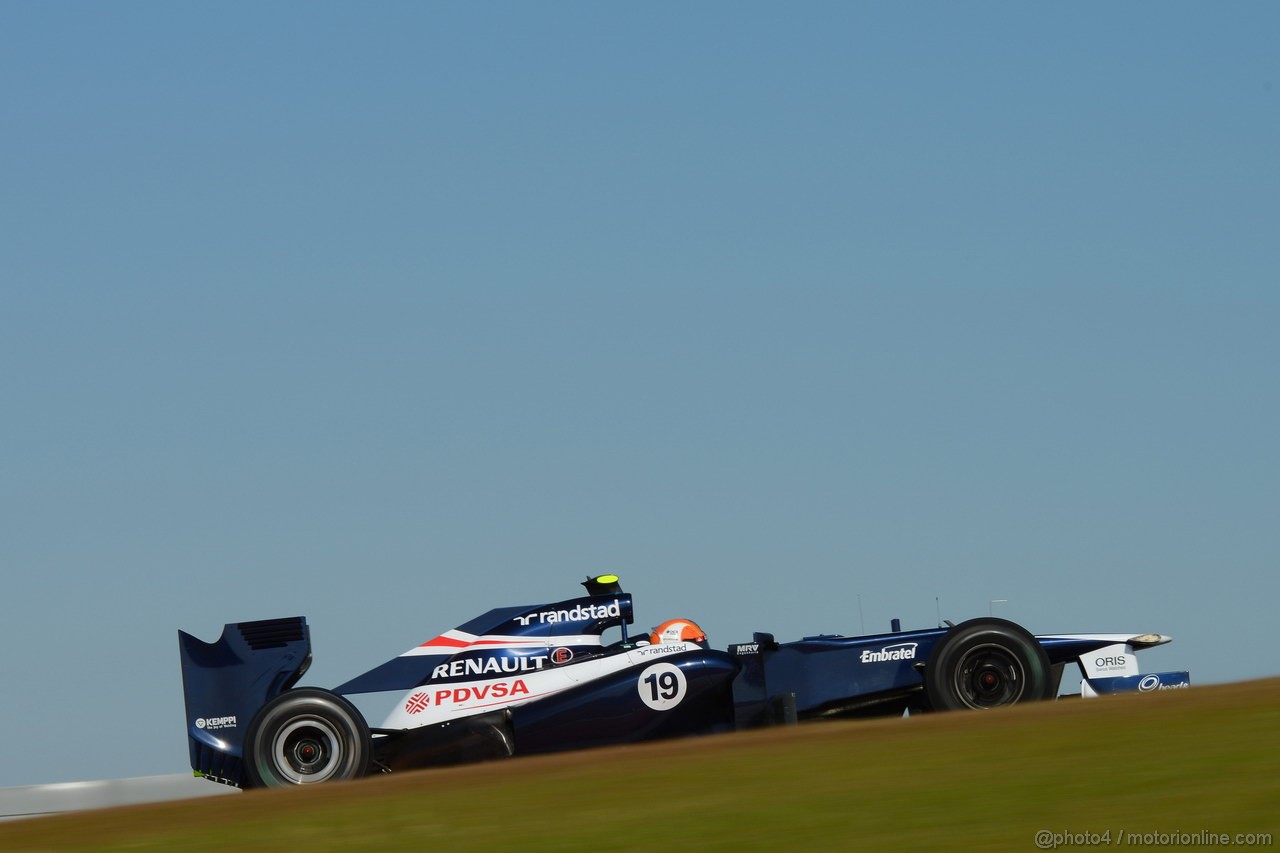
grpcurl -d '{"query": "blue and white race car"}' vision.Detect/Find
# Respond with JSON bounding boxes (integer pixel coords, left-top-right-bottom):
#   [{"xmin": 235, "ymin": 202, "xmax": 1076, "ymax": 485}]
[{"xmin": 178, "ymin": 575, "xmax": 1189, "ymax": 788}]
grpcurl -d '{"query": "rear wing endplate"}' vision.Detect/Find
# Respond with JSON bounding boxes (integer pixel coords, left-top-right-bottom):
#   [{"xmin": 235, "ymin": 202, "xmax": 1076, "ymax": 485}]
[{"xmin": 177, "ymin": 616, "xmax": 312, "ymax": 786}]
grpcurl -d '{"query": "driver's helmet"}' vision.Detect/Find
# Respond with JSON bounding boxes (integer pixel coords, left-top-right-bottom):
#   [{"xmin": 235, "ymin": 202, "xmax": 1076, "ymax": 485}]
[{"xmin": 649, "ymin": 619, "xmax": 709, "ymax": 649}]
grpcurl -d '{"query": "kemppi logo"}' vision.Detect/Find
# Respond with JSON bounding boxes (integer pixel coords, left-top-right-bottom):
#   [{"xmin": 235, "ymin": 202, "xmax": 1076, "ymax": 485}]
[{"xmin": 196, "ymin": 716, "xmax": 237, "ymax": 730}]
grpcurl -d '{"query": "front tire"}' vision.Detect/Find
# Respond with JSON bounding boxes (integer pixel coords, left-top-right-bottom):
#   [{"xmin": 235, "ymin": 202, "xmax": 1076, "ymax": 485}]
[
  {"xmin": 923, "ymin": 618, "xmax": 1055, "ymax": 711},
  {"xmin": 244, "ymin": 688, "xmax": 370, "ymax": 788}
]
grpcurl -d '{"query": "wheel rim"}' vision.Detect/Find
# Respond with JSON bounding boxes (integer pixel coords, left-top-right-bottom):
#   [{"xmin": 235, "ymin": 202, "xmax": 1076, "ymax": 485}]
[
  {"xmin": 271, "ymin": 717, "xmax": 344, "ymax": 784},
  {"xmin": 952, "ymin": 643, "xmax": 1026, "ymax": 709}
]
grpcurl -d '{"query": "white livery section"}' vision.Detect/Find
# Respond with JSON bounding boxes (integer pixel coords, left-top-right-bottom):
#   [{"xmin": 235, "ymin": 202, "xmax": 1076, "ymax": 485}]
[
  {"xmin": 380, "ymin": 641, "xmax": 699, "ymax": 729},
  {"xmin": 399, "ymin": 630, "xmax": 604, "ymax": 655},
  {"xmin": 1078, "ymin": 643, "xmax": 1140, "ymax": 679}
]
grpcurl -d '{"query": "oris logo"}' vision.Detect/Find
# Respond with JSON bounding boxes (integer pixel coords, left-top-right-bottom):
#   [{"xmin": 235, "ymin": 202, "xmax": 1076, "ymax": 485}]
[{"xmin": 1095, "ymin": 655, "xmax": 1128, "ymax": 668}]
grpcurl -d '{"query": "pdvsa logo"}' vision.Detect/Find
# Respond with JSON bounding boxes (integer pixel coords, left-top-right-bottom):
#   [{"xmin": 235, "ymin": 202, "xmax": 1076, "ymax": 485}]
[{"xmin": 406, "ymin": 680, "xmax": 532, "ymax": 714}]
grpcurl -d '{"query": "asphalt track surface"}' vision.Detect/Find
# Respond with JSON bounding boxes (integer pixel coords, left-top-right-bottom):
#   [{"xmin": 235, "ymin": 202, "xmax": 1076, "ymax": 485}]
[{"xmin": 0, "ymin": 775, "xmax": 235, "ymax": 822}]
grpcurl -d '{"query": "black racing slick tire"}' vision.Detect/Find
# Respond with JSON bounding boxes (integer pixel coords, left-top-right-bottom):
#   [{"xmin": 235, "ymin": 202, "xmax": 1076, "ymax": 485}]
[
  {"xmin": 243, "ymin": 688, "xmax": 370, "ymax": 788},
  {"xmin": 923, "ymin": 618, "xmax": 1055, "ymax": 711}
]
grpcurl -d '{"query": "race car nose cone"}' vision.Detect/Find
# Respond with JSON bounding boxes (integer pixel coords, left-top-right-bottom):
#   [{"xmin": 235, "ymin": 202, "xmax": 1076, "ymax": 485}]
[{"xmin": 1127, "ymin": 633, "xmax": 1170, "ymax": 647}]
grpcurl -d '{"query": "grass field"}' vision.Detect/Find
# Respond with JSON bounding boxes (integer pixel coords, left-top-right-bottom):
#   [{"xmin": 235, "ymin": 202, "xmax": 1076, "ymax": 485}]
[{"xmin": 3, "ymin": 678, "xmax": 1277, "ymax": 852}]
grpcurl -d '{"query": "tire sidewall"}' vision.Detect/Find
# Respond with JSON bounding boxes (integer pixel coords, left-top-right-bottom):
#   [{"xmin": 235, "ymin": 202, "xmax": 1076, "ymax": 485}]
[
  {"xmin": 244, "ymin": 687, "xmax": 370, "ymax": 788},
  {"xmin": 924, "ymin": 618, "xmax": 1053, "ymax": 712}
]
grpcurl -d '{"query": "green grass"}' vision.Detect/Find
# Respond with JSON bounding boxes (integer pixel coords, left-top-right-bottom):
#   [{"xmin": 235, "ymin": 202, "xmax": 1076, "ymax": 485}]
[{"xmin": 4, "ymin": 679, "xmax": 1277, "ymax": 851}]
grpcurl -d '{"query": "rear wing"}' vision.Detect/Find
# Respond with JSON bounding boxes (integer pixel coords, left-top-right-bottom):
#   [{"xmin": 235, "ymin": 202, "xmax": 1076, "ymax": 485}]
[{"xmin": 177, "ymin": 617, "xmax": 312, "ymax": 786}]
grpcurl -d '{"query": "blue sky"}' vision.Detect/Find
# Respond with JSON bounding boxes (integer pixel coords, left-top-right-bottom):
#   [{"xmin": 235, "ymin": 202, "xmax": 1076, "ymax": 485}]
[{"xmin": 2, "ymin": 3, "xmax": 1277, "ymax": 787}]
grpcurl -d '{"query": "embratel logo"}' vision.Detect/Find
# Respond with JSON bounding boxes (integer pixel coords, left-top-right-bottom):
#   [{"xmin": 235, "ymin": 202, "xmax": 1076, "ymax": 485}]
[
  {"xmin": 405, "ymin": 692, "xmax": 431, "ymax": 714},
  {"xmin": 195, "ymin": 716, "xmax": 237, "ymax": 730},
  {"xmin": 859, "ymin": 643, "xmax": 918, "ymax": 664}
]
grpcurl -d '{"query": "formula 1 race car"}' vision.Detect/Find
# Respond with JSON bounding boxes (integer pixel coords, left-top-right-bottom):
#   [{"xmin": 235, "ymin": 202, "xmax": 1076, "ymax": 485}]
[{"xmin": 178, "ymin": 575, "xmax": 1190, "ymax": 788}]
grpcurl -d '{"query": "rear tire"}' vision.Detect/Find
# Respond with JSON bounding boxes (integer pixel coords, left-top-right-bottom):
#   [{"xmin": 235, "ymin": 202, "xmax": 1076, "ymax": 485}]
[
  {"xmin": 923, "ymin": 618, "xmax": 1054, "ymax": 711},
  {"xmin": 244, "ymin": 688, "xmax": 370, "ymax": 788}
]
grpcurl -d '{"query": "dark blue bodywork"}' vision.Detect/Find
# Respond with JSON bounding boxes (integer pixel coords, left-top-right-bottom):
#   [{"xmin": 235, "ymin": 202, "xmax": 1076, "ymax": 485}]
[
  {"xmin": 178, "ymin": 583, "xmax": 1184, "ymax": 787},
  {"xmin": 730, "ymin": 628, "xmax": 949, "ymax": 723},
  {"xmin": 177, "ymin": 617, "xmax": 312, "ymax": 785},
  {"xmin": 178, "ymin": 591, "xmax": 742, "ymax": 786},
  {"xmin": 510, "ymin": 649, "xmax": 739, "ymax": 754}
]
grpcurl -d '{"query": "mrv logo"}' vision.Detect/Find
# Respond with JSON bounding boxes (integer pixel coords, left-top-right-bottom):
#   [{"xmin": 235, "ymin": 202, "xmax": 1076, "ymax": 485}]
[
  {"xmin": 514, "ymin": 599, "xmax": 622, "ymax": 626},
  {"xmin": 860, "ymin": 643, "xmax": 918, "ymax": 664}
]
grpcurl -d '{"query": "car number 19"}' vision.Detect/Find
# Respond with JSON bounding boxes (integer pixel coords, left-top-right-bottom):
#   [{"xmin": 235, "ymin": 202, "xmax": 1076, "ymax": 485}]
[{"xmin": 638, "ymin": 662, "xmax": 687, "ymax": 711}]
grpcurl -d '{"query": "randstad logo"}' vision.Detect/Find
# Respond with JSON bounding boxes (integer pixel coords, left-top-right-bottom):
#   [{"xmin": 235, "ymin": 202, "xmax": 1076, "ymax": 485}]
[{"xmin": 513, "ymin": 600, "xmax": 622, "ymax": 626}]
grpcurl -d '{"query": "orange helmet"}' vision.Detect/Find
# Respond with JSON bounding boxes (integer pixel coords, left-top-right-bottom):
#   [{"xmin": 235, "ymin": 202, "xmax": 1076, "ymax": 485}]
[{"xmin": 649, "ymin": 619, "xmax": 709, "ymax": 649}]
